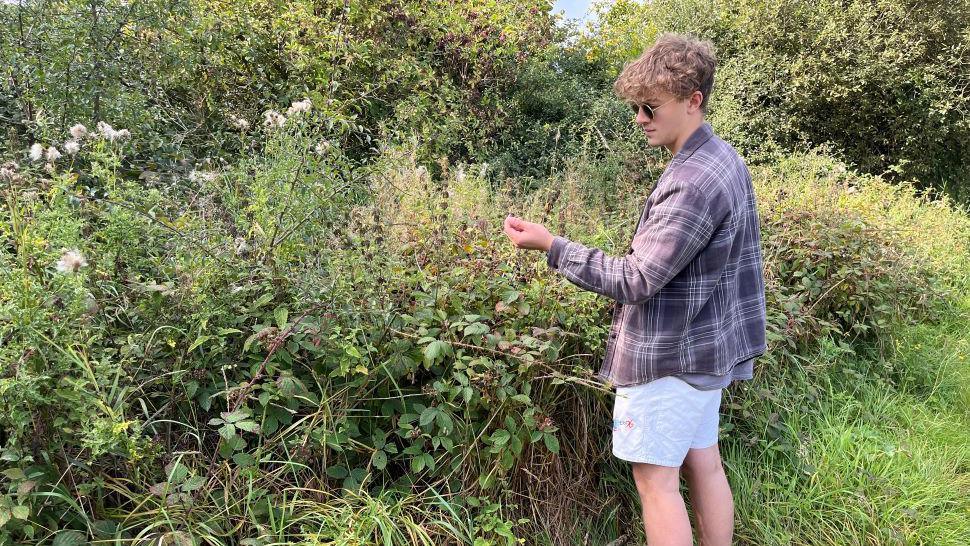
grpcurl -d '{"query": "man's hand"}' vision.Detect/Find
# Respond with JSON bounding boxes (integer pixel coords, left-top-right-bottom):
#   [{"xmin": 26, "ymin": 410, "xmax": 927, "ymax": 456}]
[{"xmin": 503, "ymin": 215, "xmax": 554, "ymax": 251}]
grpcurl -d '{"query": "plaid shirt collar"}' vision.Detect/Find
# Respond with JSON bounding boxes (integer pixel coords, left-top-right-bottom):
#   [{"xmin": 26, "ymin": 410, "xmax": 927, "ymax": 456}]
[{"xmin": 670, "ymin": 122, "xmax": 715, "ymax": 166}]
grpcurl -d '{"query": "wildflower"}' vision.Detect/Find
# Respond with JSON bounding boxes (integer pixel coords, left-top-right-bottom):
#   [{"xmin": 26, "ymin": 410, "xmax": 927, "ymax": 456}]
[
  {"xmin": 286, "ymin": 98, "xmax": 312, "ymax": 116},
  {"xmin": 234, "ymin": 236, "xmax": 250, "ymax": 256},
  {"xmin": 55, "ymin": 249, "xmax": 88, "ymax": 274},
  {"xmin": 188, "ymin": 169, "xmax": 218, "ymax": 184},
  {"xmin": 314, "ymin": 140, "xmax": 331, "ymax": 155},
  {"xmin": 69, "ymin": 123, "xmax": 88, "ymax": 139},
  {"xmin": 96, "ymin": 121, "xmax": 116, "ymax": 140},
  {"xmin": 537, "ymin": 416, "xmax": 554, "ymax": 431},
  {"xmin": 46, "ymin": 146, "xmax": 61, "ymax": 162},
  {"xmin": 263, "ymin": 110, "xmax": 286, "ymax": 129},
  {"xmin": 63, "ymin": 140, "xmax": 80, "ymax": 155},
  {"xmin": 0, "ymin": 161, "xmax": 19, "ymax": 181},
  {"xmin": 95, "ymin": 121, "xmax": 129, "ymax": 142},
  {"xmin": 230, "ymin": 115, "xmax": 250, "ymax": 130},
  {"xmin": 29, "ymin": 143, "xmax": 45, "ymax": 162}
]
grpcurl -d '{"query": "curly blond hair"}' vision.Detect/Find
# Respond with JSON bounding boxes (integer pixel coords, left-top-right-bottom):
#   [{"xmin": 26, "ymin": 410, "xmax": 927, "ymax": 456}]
[{"xmin": 613, "ymin": 33, "xmax": 716, "ymax": 113}]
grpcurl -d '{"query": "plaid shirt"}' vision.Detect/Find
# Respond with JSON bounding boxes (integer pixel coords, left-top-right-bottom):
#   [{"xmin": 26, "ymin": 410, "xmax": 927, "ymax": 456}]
[{"xmin": 546, "ymin": 122, "xmax": 767, "ymax": 388}]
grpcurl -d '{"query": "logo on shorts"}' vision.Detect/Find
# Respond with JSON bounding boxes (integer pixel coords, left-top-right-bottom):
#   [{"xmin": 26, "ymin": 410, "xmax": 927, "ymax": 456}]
[{"xmin": 612, "ymin": 418, "xmax": 636, "ymax": 431}]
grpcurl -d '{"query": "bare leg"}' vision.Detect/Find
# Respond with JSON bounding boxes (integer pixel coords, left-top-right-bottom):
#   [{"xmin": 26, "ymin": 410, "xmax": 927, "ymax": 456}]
[
  {"xmin": 631, "ymin": 462, "xmax": 693, "ymax": 546},
  {"xmin": 681, "ymin": 443, "xmax": 734, "ymax": 546}
]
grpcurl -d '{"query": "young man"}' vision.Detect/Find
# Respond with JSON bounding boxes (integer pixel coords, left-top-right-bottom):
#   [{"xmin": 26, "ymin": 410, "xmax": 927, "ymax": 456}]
[{"xmin": 502, "ymin": 33, "xmax": 767, "ymax": 545}]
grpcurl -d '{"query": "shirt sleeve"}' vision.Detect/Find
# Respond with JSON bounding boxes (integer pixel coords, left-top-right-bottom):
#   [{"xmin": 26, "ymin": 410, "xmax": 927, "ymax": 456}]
[{"xmin": 544, "ymin": 179, "xmax": 714, "ymax": 304}]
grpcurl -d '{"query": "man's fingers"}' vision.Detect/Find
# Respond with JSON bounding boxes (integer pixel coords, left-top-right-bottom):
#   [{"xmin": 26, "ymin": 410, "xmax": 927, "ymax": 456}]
[{"xmin": 504, "ymin": 216, "xmax": 514, "ymax": 230}]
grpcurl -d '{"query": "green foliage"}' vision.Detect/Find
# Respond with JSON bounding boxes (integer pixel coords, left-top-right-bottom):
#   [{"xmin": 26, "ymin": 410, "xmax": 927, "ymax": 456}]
[
  {"xmin": 1, "ymin": 0, "xmax": 969, "ymax": 542},
  {"xmin": 0, "ymin": 0, "xmax": 557, "ymax": 174},
  {"xmin": 579, "ymin": 0, "xmax": 970, "ymax": 202}
]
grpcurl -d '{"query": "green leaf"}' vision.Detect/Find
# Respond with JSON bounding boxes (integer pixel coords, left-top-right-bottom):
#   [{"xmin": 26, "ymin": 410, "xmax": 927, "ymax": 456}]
[
  {"xmin": 221, "ymin": 409, "xmax": 250, "ymax": 423},
  {"xmin": 435, "ymin": 410, "xmax": 454, "ymax": 433},
  {"xmin": 243, "ymin": 331, "xmax": 261, "ymax": 353},
  {"xmin": 501, "ymin": 289, "xmax": 520, "ymax": 304},
  {"xmin": 248, "ymin": 292, "xmax": 274, "ymax": 312},
  {"xmin": 218, "ymin": 423, "xmax": 236, "ymax": 439},
  {"xmin": 326, "ymin": 465, "xmax": 349, "ymax": 479},
  {"xmin": 2, "ymin": 468, "xmax": 26, "ymax": 480},
  {"xmin": 411, "ymin": 455, "xmax": 426, "ymax": 473},
  {"xmin": 219, "ymin": 435, "xmax": 246, "ymax": 458},
  {"xmin": 423, "ymin": 340, "xmax": 450, "ymax": 367},
  {"xmin": 372, "ymin": 450, "xmax": 388, "ymax": 470},
  {"xmin": 181, "ymin": 474, "xmax": 206, "ymax": 492},
  {"xmin": 165, "ymin": 462, "xmax": 189, "ymax": 484},
  {"xmin": 463, "ymin": 322, "xmax": 490, "ymax": 336},
  {"xmin": 232, "ymin": 452, "xmax": 256, "ymax": 466},
  {"xmin": 419, "ymin": 407, "xmax": 437, "ymax": 427},
  {"xmin": 491, "ymin": 429, "xmax": 511, "ymax": 447},
  {"xmin": 543, "ymin": 433, "xmax": 560, "ymax": 454},
  {"xmin": 263, "ymin": 414, "xmax": 279, "ymax": 435},
  {"xmin": 52, "ymin": 531, "xmax": 87, "ymax": 546},
  {"xmin": 274, "ymin": 306, "xmax": 289, "ymax": 329},
  {"xmin": 235, "ymin": 420, "xmax": 261, "ymax": 433},
  {"xmin": 423, "ymin": 340, "xmax": 443, "ymax": 365},
  {"xmin": 11, "ymin": 505, "xmax": 29, "ymax": 520},
  {"xmin": 187, "ymin": 335, "xmax": 214, "ymax": 352}
]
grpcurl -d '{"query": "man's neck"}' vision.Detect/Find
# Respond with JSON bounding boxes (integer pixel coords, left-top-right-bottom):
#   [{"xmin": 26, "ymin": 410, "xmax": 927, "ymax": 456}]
[{"xmin": 667, "ymin": 117, "xmax": 705, "ymax": 156}]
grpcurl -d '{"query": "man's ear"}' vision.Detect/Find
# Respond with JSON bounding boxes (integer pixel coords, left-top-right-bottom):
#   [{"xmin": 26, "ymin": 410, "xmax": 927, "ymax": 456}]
[{"xmin": 690, "ymin": 90, "xmax": 704, "ymax": 113}]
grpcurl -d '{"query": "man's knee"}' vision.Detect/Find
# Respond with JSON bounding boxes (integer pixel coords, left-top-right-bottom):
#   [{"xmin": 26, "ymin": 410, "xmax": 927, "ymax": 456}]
[{"xmin": 682, "ymin": 445, "xmax": 724, "ymax": 480}]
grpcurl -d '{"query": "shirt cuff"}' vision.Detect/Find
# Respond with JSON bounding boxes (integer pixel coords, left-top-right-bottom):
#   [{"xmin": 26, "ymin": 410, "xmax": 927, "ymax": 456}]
[{"xmin": 546, "ymin": 235, "xmax": 569, "ymax": 270}]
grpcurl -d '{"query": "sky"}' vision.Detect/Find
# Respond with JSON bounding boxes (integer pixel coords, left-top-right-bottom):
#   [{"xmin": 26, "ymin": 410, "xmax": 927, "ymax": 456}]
[{"xmin": 551, "ymin": 0, "xmax": 597, "ymax": 23}]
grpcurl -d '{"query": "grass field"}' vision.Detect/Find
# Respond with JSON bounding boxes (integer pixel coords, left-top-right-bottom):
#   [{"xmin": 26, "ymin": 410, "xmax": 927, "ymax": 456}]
[{"xmin": 545, "ymin": 296, "xmax": 970, "ymax": 545}]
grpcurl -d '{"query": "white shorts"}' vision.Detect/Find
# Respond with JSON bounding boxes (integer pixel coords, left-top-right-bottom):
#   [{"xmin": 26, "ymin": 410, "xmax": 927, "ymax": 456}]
[{"xmin": 611, "ymin": 375, "xmax": 723, "ymax": 467}]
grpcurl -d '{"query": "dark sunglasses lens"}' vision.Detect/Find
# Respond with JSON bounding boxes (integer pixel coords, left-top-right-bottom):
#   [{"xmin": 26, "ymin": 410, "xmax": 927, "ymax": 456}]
[{"xmin": 630, "ymin": 103, "xmax": 654, "ymax": 119}]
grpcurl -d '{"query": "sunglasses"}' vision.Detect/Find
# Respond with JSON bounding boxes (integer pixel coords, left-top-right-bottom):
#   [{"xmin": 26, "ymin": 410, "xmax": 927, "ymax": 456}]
[{"xmin": 629, "ymin": 96, "xmax": 677, "ymax": 120}]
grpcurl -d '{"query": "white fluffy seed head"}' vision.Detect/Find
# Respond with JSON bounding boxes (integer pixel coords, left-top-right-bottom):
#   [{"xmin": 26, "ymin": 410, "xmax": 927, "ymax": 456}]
[
  {"xmin": 70, "ymin": 123, "xmax": 88, "ymax": 139},
  {"xmin": 188, "ymin": 169, "xmax": 218, "ymax": 184},
  {"xmin": 29, "ymin": 143, "xmax": 45, "ymax": 162},
  {"xmin": 231, "ymin": 116, "xmax": 250, "ymax": 130},
  {"xmin": 286, "ymin": 98, "xmax": 312, "ymax": 116},
  {"xmin": 263, "ymin": 110, "xmax": 287, "ymax": 129},
  {"xmin": 55, "ymin": 249, "xmax": 88, "ymax": 274},
  {"xmin": 96, "ymin": 121, "xmax": 115, "ymax": 140}
]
